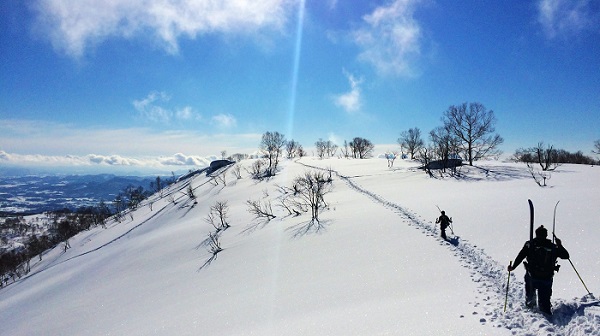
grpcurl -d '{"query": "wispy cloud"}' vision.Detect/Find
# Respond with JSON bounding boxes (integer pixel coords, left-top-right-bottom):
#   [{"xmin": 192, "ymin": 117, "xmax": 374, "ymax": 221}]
[
  {"xmin": 333, "ymin": 70, "xmax": 363, "ymax": 113},
  {"xmin": 211, "ymin": 114, "xmax": 237, "ymax": 128},
  {"xmin": 133, "ymin": 91, "xmax": 200, "ymax": 123},
  {"xmin": 351, "ymin": 0, "xmax": 423, "ymax": 77},
  {"xmin": 537, "ymin": 0, "xmax": 600, "ymax": 39},
  {"xmin": 0, "ymin": 119, "xmax": 261, "ymax": 163},
  {"xmin": 33, "ymin": 0, "xmax": 296, "ymax": 58}
]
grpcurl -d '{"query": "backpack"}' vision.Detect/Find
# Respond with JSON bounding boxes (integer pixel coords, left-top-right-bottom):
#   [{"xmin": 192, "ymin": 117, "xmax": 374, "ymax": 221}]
[
  {"xmin": 439, "ymin": 215, "xmax": 450, "ymax": 228},
  {"xmin": 526, "ymin": 239, "xmax": 557, "ymax": 278}
]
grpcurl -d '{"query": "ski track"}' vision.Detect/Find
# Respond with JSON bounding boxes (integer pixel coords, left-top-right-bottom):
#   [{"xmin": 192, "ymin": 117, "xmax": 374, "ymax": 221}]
[{"xmin": 299, "ymin": 161, "xmax": 600, "ymax": 336}]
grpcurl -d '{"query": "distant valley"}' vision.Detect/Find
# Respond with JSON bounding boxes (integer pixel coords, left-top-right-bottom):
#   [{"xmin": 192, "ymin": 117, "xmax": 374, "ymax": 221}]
[{"xmin": 0, "ymin": 174, "xmax": 170, "ymax": 214}]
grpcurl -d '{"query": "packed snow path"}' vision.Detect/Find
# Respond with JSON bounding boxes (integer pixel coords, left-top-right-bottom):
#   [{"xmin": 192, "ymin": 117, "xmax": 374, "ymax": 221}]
[{"xmin": 298, "ymin": 160, "xmax": 600, "ymax": 336}]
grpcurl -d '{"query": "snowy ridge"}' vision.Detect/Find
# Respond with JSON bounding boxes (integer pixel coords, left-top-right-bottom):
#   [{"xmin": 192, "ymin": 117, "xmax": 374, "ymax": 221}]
[
  {"xmin": 299, "ymin": 160, "xmax": 600, "ymax": 335},
  {"xmin": 1, "ymin": 158, "xmax": 598, "ymax": 335}
]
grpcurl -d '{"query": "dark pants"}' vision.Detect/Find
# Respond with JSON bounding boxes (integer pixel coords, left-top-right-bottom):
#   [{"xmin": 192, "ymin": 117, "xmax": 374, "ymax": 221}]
[
  {"xmin": 440, "ymin": 225, "xmax": 447, "ymax": 239},
  {"xmin": 524, "ymin": 273, "xmax": 553, "ymax": 314}
]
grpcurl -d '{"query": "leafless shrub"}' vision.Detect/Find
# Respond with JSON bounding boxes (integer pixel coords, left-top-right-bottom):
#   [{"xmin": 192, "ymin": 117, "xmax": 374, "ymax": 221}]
[
  {"xmin": 292, "ymin": 170, "xmax": 333, "ymax": 224},
  {"xmin": 527, "ymin": 162, "xmax": 551, "ymax": 187},
  {"xmin": 246, "ymin": 199, "xmax": 276, "ymax": 221},
  {"xmin": 186, "ymin": 184, "xmax": 196, "ymax": 200},
  {"xmin": 205, "ymin": 201, "xmax": 230, "ymax": 231},
  {"xmin": 198, "ymin": 231, "xmax": 223, "ymax": 270},
  {"xmin": 168, "ymin": 194, "xmax": 176, "ymax": 205},
  {"xmin": 231, "ymin": 164, "xmax": 243, "ymax": 179},
  {"xmin": 207, "ymin": 232, "xmax": 222, "ymax": 255},
  {"xmin": 246, "ymin": 159, "xmax": 266, "ymax": 179}
]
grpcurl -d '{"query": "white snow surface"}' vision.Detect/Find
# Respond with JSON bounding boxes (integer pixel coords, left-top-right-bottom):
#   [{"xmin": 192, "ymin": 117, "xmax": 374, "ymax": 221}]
[{"xmin": 1, "ymin": 158, "xmax": 598, "ymax": 335}]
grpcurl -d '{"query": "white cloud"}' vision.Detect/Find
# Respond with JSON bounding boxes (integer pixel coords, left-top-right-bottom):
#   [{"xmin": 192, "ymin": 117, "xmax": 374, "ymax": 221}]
[
  {"xmin": 537, "ymin": 0, "xmax": 600, "ymax": 39},
  {"xmin": 133, "ymin": 91, "xmax": 172, "ymax": 123},
  {"xmin": 159, "ymin": 153, "xmax": 210, "ymax": 166},
  {"xmin": 211, "ymin": 114, "xmax": 237, "ymax": 128},
  {"xmin": 0, "ymin": 150, "xmax": 211, "ymax": 174},
  {"xmin": 334, "ymin": 70, "xmax": 362, "ymax": 113},
  {"xmin": 133, "ymin": 91, "xmax": 200, "ymax": 123},
  {"xmin": 176, "ymin": 106, "xmax": 199, "ymax": 121},
  {"xmin": 33, "ymin": 0, "xmax": 296, "ymax": 58},
  {"xmin": 351, "ymin": 0, "xmax": 423, "ymax": 77},
  {"xmin": 88, "ymin": 154, "xmax": 144, "ymax": 166}
]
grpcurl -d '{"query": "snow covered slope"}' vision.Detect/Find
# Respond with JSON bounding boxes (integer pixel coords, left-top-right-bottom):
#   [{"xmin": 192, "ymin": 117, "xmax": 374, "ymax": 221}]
[{"xmin": 0, "ymin": 158, "xmax": 598, "ymax": 335}]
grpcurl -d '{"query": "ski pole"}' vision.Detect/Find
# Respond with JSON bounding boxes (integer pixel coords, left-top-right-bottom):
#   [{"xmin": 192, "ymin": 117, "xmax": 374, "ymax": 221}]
[
  {"xmin": 552, "ymin": 201, "xmax": 560, "ymax": 244},
  {"xmin": 553, "ymin": 232, "xmax": 592, "ymax": 296},
  {"xmin": 504, "ymin": 261, "xmax": 512, "ymax": 312},
  {"xmin": 567, "ymin": 258, "xmax": 592, "ymax": 296}
]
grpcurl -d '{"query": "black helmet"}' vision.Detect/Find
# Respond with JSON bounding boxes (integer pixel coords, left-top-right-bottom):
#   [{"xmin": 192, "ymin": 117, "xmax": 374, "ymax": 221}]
[{"xmin": 441, "ymin": 211, "xmax": 445, "ymax": 215}]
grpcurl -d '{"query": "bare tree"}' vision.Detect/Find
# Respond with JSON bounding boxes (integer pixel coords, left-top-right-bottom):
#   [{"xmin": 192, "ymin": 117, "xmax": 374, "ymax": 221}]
[
  {"xmin": 292, "ymin": 170, "xmax": 333, "ymax": 224},
  {"xmin": 315, "ymin": 138, "xmax": 327, "ymax": 159},
  {"xmin": 340, "ymin": 140, "xmax": 351, "ymax": 158},
  {"xmin": 150, "ymin": 176, "xmax": 163, "ymax": 197},
  {"xmin": 514, "ymin": 142, "xmax": 560, "ymax": 171},
  {"xmin": 593, "ymin": 139, "xmax": 600, "ymax": 155},
  {"xmin": 442, "ymin": 102, "xmax": 503, "ymax": 165},
  {"xmin": 286, "ymin": 139, "xmax": 303, "ymax": 159},
  {"xmin": 349, "ymin": 137, "xmax": 374, "ymax": 159},
  {"xmin": 398, "ymin": 127, "xmax": 424, "ymax": 160},
  {"xmin": 297, "ymin": 145, "xmax": 306, "ymax": 158},
  {"xmin": 418, "ymin": 146, "xmax": 434, "ymax": 178},
  {"xmin": 260, "ymin": 131, "xmax": 286, "ymax": 176},
  {"xmin": 112, "ymin": 195, "xmax": 125, "ymax": 222},
  {"xmin": 533, "ymin": 142, "xmax": 560, "ymax": 171}
]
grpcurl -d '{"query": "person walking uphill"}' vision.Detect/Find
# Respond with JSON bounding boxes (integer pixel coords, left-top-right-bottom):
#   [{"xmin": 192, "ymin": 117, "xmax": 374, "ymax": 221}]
[
  {"xmin": 436, "ymin": 211, "xmax": 452, "ymax": 240},
  {"xmin": 508, "ymin": 225, "xmax": 569, "ymax": 315}
]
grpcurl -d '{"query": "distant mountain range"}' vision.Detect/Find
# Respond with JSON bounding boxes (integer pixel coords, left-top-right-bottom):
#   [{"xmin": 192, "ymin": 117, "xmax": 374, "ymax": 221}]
[{"xmin": 0, "ymin": 174, "xmax": 169, "ymax": 214}]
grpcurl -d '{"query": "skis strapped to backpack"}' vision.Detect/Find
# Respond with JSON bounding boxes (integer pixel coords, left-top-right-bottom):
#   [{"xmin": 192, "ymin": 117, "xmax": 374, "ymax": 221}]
[
  {"xmin": 528, "ymin": 199, "xmax": 534, "ymax": 242},
  {"xmin": 528, "ymin": 200, "xmax": 562, "ymax": 276}
]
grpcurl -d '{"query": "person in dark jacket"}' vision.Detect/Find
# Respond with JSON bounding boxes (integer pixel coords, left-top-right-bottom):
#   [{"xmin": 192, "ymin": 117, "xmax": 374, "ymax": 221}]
[
  {"xmin": 435, "ymin": 211, "xmax": 452, "ymax": 240},
  {"xmin": 508, "ymin": 225, "xmax": 569, "ymax": 315}
]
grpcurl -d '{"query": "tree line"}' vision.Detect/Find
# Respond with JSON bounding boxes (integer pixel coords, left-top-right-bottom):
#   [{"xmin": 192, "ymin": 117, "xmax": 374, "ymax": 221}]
[
  {"xmin": 396, "ymin": 101, "xmax": 599, "ymax": 169},
  {"xmin": 398, "ymin": 102, "xmax": 504, "ymax": 168}
]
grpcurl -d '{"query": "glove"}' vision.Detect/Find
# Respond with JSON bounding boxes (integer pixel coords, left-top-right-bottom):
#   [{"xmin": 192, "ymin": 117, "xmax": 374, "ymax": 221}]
[{"xmin": 553, "ymin": 233, "xmax": 562, "ymax": 246}]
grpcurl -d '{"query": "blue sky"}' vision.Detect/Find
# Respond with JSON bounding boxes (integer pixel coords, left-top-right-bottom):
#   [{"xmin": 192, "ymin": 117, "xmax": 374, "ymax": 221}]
[{"xmin": 1, "ymin": 0, "xmax": 599, "ymax": 173}]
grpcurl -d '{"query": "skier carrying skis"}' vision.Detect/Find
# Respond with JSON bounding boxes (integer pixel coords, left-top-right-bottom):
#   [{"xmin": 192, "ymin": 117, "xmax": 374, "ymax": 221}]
[
  {"xmin": 435, "ymin": 211, "xmax": 452, "ymax": 240},
  {"xmin": 507, "ymin": 225, "xmax": 569, "ymax": 315}
]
